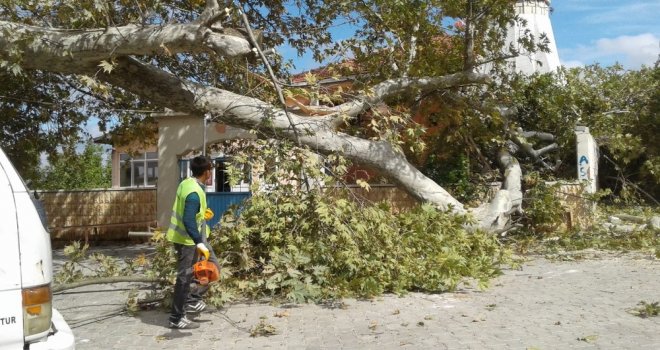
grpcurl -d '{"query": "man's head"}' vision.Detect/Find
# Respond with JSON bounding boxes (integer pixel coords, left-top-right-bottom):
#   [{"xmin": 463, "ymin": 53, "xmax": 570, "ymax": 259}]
[{"xmin": 190, "ymin": 156, "xmax": 212, "ymax": 181}]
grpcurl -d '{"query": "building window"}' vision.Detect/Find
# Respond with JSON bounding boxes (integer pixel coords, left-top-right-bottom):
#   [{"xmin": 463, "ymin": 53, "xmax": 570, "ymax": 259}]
[
  {"xmin": 120, "ymin": 152, "xmax": 158, "ymax": 187},
  {"xmin": 178, "ymin": 156, "xmax": 250, "ymax": 192}
]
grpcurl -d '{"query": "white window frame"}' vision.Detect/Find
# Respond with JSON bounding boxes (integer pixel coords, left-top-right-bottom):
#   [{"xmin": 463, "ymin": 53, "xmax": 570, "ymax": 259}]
[{"xmin": 119, "ymin": 152, "xmax": 158, "ymax": 188}]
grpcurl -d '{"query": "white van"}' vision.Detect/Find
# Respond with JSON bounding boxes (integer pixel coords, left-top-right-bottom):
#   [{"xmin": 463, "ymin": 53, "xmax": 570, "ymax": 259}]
[{"xmin": 0, "ymin": 147, "xmax": 75, "ymax": 350}]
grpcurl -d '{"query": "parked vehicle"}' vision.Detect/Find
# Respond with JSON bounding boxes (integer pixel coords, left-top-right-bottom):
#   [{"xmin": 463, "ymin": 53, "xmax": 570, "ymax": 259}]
[{"xmin": 0, "ymin": 147, "xmax": 75, "ymax": 350}]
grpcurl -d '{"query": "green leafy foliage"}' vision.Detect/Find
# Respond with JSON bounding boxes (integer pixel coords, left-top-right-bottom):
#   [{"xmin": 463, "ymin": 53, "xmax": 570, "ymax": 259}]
[
  {"xmin": 36, "ymin": 141, "xmax": 111, "ymax": 190},
  {"xmin": 422, "ymin": 152, "xmax": 492, "ymax": 205},
  {"xmin": 509, "ymin": 64, "xmax": 660, "ymax": 202},
  {"xmin": 195, "ymin": 140, "xmax": 513, "ymax": 304},
  {"xmin": 520, "ymin": 173, "xmax": 566, "ymax": 235},
  {"xmin": 213, "ymin": 194, "xmax": 510, "ymax": 303}
]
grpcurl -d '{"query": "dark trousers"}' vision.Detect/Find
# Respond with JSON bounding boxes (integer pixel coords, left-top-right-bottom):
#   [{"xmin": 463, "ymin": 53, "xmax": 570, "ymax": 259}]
[{"xmin": 170, "ymin": 243, "xmax": 219, "ymax": 321}]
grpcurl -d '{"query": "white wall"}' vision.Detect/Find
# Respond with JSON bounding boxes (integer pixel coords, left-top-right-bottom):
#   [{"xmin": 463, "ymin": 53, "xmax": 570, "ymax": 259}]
[{"xmin": 508, "ymin": 0, "xmax": 561, "ymax": 74}]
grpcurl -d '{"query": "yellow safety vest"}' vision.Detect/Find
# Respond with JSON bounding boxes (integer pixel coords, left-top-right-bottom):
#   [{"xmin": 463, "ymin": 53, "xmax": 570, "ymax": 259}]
[{"xmin": 166, "ymin": 177, "xmax": 211, "ymax": 245}]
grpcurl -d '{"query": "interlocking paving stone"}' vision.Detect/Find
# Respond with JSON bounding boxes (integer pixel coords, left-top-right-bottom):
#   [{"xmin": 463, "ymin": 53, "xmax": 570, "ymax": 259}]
[{"xmin": 54, "ymin": 246, "xmax": 660, "ymax": 349}]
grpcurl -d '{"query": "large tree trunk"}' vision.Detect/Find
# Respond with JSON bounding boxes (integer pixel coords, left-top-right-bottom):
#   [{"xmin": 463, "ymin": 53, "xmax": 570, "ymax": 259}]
[{"xmin": 472, "ymin": 149, "xmax": 523, "ymax": 230}]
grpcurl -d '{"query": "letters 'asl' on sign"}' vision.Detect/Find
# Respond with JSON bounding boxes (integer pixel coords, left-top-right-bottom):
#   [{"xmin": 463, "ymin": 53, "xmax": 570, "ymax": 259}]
[{"xmin": 579, "ymin": 155, "xmax": 589, "ymax": 179}]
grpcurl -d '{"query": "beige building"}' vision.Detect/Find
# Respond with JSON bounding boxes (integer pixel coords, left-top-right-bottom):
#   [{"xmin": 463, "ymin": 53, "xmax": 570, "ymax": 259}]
[
  {"xmin": 155, "ymin": 113, "xmax": 254, "ymax": 227},
  {"xmin": 99, "ymin": 113, "xmax": 255, "ymax": 229}
]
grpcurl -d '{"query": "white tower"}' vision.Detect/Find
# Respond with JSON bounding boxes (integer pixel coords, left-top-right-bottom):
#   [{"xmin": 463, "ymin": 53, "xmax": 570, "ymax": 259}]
[{"xmin": 508, "ymin": 0, "xmax": 560, "ymax": 74}]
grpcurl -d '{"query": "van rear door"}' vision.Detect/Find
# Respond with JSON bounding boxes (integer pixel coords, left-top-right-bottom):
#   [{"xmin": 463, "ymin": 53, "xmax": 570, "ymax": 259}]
[{"xmin": 0, "ymin": 155, "xmax": 26, "ymax": 349}]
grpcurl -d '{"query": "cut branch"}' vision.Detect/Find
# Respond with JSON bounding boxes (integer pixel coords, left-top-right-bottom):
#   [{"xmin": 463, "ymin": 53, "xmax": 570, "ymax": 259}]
[
  {"xmin": 511, "ymin": 128, "xmax": 559, "ymax": 170},
  {"xmin": 522, "ymin": 131, "xmax": 555, "ymax": 142},
  {"xmin": 53, "ymin": 276, "xmax": 164, "ymax": 293}
]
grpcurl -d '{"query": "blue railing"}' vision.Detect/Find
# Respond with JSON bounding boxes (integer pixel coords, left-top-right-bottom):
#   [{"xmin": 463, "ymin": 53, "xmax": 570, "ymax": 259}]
[{"xmin": 206, "ymin": 192, "xmax": 251, "ymax": 229}]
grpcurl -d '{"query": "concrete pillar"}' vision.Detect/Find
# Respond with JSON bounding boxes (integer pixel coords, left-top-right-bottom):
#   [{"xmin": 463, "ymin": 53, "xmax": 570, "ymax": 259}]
[{"xmin": 575, "ymin": 126, "xmax": 598, "ymax": 194}]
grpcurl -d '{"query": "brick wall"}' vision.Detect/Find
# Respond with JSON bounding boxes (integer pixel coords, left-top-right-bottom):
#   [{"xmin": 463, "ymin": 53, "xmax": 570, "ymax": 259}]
[
  {"xmin": 36, "ymin": 188, "xmax": 157, "ymax": 243},
  {"xmin": 344, "ymin": 185, "xmax": 419, "ymax": 213},
  {"xmin": 550, "ymin": 182, "xmax": 594, "ymax": 230},
  {"xmin": 344, "ymin": 183, "xmax": 593, "ymax": 230}
]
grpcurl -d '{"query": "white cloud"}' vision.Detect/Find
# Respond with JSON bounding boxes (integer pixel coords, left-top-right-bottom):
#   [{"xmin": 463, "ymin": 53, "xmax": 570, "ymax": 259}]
[
  {"xmin": 595, "ymin": 34, "xmax": 659, "ymax": 66},
  {"xmin": 560, "ymin": 33, "xmax": 659, "ymax": 69},
  {"xmin": 562, "ymin": 60, "xmax": 584, "ymax": 68}
]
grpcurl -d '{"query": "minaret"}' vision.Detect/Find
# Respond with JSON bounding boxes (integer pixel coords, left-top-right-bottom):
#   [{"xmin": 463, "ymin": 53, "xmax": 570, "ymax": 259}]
[{"xmin": 508, "ymin": 0, "xmax": 560, "ymax": 74}]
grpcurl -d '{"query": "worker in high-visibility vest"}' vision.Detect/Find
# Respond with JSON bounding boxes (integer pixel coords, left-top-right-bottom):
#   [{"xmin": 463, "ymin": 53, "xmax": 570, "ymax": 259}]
[{"xmin": 167, "ymin": 156, "xmax": 219, "ymax": 329}]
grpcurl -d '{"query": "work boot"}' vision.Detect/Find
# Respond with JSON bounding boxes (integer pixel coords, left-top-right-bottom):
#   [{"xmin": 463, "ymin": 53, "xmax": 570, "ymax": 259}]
[{"xmin": 184, "ymin": 300, "xmax": 207, "ymax": 314}]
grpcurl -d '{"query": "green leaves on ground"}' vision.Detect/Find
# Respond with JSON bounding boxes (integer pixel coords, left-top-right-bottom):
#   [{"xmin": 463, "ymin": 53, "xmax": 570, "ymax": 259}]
[
  {"xmin": 629, "ymin": 301, "xmax": 660, "ymax": 318},
  {"xmin": 209, "ymin": 187, "xmax": 510, "ymax": 304},
  {"xmin": 201, "ymin": 140, "xmax": 512, "ymax": 304}
]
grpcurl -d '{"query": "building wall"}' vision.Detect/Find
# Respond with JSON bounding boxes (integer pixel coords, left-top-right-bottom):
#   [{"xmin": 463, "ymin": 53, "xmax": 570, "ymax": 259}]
[{"xmin": 156, "ymin": 115, "xmax": 255, "ymax": 228}]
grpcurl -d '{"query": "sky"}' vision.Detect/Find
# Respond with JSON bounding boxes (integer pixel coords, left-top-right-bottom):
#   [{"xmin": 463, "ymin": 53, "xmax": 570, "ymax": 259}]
[
  {"xmin": 553, "ymin": 0, "xmax": 660, "ymax": 69},
  {"xmin": 283, "ymin": 0, "xmax": 660, "ymax": 72}
]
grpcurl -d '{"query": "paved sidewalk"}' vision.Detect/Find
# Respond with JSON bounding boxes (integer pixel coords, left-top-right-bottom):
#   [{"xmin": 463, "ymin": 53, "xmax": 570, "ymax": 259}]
[{"xmin": 53, "ymin": 246, "xmax": 660, "ymax": 349}]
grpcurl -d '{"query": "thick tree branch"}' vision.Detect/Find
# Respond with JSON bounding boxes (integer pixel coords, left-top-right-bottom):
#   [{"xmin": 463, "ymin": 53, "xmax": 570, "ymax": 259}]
[
  {"xmin": 536, "ymin": 143, "xmax": 559, "ymax": 156},
  {"xmin": 471, "ymin": 148, "xmax": 523, "ymax": 230},
  {"xmin": 511, "ymin": 128, "xmax": 559, "ymax": 170},
  {"xmin": 521, "ymin": 131, "xmax": 555, "ymax": 142},
  {"xmin": 93, "ymin": 57, "xmax": 467, "ymax": 212},
  {"xmin": 318, "ymin": 71, "xmax": 490, "ymax": 127},
  {"xmin": 0, "ymin": 20, "xmax": 251, "ymax": 72}
]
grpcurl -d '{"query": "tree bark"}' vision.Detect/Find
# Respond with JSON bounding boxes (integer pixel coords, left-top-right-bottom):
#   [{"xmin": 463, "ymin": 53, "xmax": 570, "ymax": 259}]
[
  {"xmin": 0, "ymin": 20, "xmax": 252, "ymax": 73},
  {"xmin": 472, "ymin": 148, "xmax": 523, "ymax": 230}
]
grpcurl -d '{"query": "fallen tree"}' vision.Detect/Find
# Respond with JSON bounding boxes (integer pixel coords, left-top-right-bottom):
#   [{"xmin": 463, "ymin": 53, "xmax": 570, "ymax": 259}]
[{"xmin": 1, "ymin": 0, "xmax": 557, "ymax": 231}]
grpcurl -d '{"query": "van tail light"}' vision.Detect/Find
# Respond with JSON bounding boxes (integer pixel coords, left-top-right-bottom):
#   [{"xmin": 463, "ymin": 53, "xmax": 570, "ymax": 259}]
[{"xmin": 22, "ymin": 284, "xmax": 53, "ymax": 338}]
